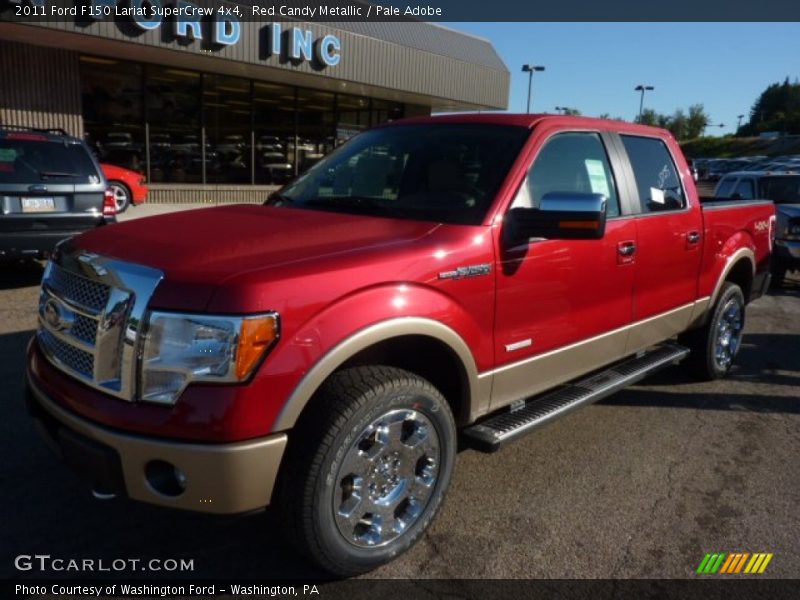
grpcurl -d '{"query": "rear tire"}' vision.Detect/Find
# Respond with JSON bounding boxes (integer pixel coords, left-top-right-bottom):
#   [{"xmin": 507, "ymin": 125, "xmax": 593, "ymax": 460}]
[
  {"xmin": 275, "ymin": 366, "xmax": 456, "ymax": 576},
  {"xmin": 108, "ymin": 181, "xmax": 131, "ymax": 213},
  {"xmin": 682, "ymin": 282, "xmax": 745, "ymax": 380}
]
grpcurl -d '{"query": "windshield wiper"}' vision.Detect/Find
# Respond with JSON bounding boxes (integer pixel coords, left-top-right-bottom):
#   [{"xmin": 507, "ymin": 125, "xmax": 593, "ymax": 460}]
[
  {"xmin": 39, "ymin": 171, "xmax": 83, "ymax": 179},
  {"xmin": 264, "ymin": 192, "xmax": 294, "ymax": 206},
  {"xmin": 304, "ymin": 196, "xmax": 385, "ymax": 209}
]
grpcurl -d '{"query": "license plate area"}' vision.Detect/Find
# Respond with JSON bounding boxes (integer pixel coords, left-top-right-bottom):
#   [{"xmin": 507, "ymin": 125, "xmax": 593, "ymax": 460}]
[{"xmin": 21, "ymin": 197, "xmax": 56, "ymax": 213}]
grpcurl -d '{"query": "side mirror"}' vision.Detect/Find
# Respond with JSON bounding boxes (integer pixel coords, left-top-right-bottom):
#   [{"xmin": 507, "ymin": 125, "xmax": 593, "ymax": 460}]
[{"xmin": 504, "ymin": 192, "xmax": 607, "ymax": 244}]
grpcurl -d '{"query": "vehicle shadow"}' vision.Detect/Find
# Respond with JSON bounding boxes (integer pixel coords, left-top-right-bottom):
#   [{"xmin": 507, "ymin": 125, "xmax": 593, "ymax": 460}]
[
  {"xmin": 0, "ymin": 259, "xmax": 44, "ymax": 290},
  {"xmin": 603, "ymin": 331, "xmax": 800, "ymax": 413},
  {"xmin": 604, "ymin": 384, "xmax": 800, "ymax": 414},
  {"xmin": 768, "ymin": 276, "xmax": 800, "ymax": 297},
  {"xmin": 0, "ymin": 328, "xmax": 329, "ymax": 581}
]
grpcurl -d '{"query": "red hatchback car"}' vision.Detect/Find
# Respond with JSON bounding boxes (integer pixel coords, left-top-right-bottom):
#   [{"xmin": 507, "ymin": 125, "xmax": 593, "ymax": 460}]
[{"xmin": 100, "ymin": 163, "xmax": 148, "ymax": 213}]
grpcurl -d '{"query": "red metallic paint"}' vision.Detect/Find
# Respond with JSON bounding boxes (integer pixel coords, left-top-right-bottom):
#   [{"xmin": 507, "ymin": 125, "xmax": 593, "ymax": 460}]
[{"xmin": 27, "ymin": 115, "xmax": 775, "ymax": 442}]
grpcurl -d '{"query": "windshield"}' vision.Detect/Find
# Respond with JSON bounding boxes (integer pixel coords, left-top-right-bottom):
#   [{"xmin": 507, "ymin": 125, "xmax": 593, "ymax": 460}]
[
  {"xmin": 758, "ymin": 176, "xmax": 800, "ymax": 204},
  {"xmin": 275, "ymin": 123, "xmax": 530, "ymax": 225},
  {"xmin": 0, "ymin": 138, "xmax": 100, "ymax": 184}
]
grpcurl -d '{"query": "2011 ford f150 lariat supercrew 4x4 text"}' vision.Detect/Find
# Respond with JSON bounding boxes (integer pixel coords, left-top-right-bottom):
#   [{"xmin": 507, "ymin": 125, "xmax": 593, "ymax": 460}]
[{"xmin": 25, "ymin": 115, "xmax": 775, "ymax": 575}]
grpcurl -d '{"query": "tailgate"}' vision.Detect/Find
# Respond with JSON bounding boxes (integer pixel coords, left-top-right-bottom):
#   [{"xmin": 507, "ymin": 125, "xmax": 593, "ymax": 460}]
[{"xmin": 1, "ymin": 184, "xmax": 105, "ymax": 234}]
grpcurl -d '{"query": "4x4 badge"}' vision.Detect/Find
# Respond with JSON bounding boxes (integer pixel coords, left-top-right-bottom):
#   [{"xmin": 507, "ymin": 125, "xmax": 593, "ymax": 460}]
[{"xmin": 438, "ymin": 263, "xmax": 492, "ymax": 280}]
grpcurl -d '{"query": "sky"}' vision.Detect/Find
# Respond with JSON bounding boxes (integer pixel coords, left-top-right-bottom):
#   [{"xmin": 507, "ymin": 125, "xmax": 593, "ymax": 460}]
[{"xmin": 445, "ymin": 23, "xmax": 800, "ymax": 136}]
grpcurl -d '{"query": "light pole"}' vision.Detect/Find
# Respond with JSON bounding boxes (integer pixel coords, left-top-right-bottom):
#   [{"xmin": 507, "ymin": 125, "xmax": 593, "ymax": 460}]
[
  {"xmin": 705, "ymin": 123, "xmax": 725, "ymax": 135},
  {"xmin": 634, "ymin": 84, "xmax": 654, "ymax": 122},
  {"xmin": 737, "ymin": 114, "xmax": 745, "ymax": 130},
  {"xmin": 522, "ymin": 64, "xmax": 545, "ymax": 113}
]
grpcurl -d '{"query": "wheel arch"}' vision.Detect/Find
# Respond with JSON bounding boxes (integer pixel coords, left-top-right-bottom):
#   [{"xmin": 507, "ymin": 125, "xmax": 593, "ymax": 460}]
[
  {"xmin": 271, "ymin": 318, "xmax": 487, "ymax": 432},
  {"xmin": 710, "ymin": 248, "xmax": 755, "ymax": 308}
]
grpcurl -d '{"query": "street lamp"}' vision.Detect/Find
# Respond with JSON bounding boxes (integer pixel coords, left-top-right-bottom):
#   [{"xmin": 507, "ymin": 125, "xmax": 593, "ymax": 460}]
[
  {"xmin": 634, "ymin": 84, "xmax": 654, "ymax": 122},
  {"xmin": 737, "ymin": 114, "xmax": 745, "ymax": 129},
  {"xmin": 522, "ymin": 64, "xmax": 545, "ymax": 114}
]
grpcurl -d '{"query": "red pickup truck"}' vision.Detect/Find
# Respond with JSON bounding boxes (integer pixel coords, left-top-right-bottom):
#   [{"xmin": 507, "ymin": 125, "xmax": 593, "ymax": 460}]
[{"xmin": 26, "ymin": 115, "xmax": 774, "ymax": 575}]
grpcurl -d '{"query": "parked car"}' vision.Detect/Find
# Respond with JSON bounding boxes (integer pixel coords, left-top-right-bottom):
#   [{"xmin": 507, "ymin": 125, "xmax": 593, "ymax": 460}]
[
  {"xmin": 100, "ymin": 163, "xmax": 148, "ymax": 213},
  {"xmin": 686, "ymin": 158, "xmax": 699, "ymax": 181},
  {"xmin": 0, "ymin": 126, "xmax": 115, "ymax": 260},
  {"xmin": 715, "ymin": 170, "xmax": 800, "ymax": 286},
  {"xmin": 25, "ymin": 115, "xmax": 774, "ymax": 576}
]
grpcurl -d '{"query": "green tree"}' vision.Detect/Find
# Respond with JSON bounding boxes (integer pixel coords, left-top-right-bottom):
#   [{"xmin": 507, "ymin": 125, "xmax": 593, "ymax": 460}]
[
  {"xmin": 739, "ymin": 78, "xmax": 800, "ymax": 136},
  {"xmin": 668, "ymin": 109, "xmax": 688, "ymax": 141},
  {"xmin": 685, "ymin": 104, "xmax": 710, "ymax": 139},
  {"xmin": 638, "ymin": 108, "xmax": 658, "ymax": 126}
]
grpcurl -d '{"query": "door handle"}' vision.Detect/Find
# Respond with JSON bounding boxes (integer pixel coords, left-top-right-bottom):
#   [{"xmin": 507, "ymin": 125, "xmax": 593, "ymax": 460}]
[
  {"xmin": 617, "ymin": 241, "xmax": 636, "ymax": 265},
  {"xmin": 687, "ymin": 231, "xmax": 701, "ymax": 244}
]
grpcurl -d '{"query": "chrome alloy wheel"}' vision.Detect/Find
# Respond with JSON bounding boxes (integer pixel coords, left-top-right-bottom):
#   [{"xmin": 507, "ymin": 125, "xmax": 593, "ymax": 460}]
[
  {"xmin": 109, "ymin": 183, "xmax": 130, "ymax": 212},
  {"xmin": 333, "ymin": 408, "xmax": 441, "ymax": 548},
  {"xmin": 713, "ymin": 298, "xmax": 744, "ymax": 371}
]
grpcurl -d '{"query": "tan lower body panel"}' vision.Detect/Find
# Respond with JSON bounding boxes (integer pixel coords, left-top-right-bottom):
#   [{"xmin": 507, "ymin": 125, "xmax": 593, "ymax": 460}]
[
  {"xmin": 29, "ymin": 378, "xmax": 287, "ymax": 515},
  {"xmin": 485, "ymin": 301, "xmax": 708, "ymax": 411}
]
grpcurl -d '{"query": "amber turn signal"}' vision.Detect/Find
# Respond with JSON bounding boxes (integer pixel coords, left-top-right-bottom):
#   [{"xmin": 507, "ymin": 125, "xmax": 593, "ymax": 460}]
[{"xmin": 235, "ymin": 315, "xmax": 279, "ymax": 379}]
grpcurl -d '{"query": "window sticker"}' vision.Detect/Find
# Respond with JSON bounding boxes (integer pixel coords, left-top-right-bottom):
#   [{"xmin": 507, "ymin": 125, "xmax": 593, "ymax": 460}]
[
  {"xmin": 0, "ymin": 149, "xmax": 17, "ymax": 162},
  {"xmin": 650, "ymin": 187, "xmax": 665, "ymax": 204},
  {"xmin": 584, "ymin": 159, "xmax": 611, "ymax": 197}
]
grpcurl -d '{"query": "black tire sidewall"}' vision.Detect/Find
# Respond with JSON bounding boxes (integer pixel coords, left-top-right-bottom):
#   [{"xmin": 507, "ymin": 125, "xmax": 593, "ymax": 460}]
[
  {"xmin": 704, "ymin": 284, "xmax": 745, "ymax": 378},
  {"xmin": 311, "ymin": 379, "xmax": 456, "ymax": 573}
]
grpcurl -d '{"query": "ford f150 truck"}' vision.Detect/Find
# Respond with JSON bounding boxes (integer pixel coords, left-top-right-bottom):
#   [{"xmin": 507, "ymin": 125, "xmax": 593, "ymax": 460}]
[{"xmin": 25, "ymin": 115, "xmax": 774, "ymax": 575}]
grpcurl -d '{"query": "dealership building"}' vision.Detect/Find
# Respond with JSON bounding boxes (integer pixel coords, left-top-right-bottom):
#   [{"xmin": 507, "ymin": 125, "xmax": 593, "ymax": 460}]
[{"xmin": 0, "ymin": 6, "xmax": 509, "ymax": 202}]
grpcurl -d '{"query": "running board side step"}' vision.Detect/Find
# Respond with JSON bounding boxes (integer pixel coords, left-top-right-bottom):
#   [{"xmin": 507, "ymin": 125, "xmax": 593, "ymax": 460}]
[{"xmin": 463, "ymin": 342, "xmax": 690, "ymax": 453}]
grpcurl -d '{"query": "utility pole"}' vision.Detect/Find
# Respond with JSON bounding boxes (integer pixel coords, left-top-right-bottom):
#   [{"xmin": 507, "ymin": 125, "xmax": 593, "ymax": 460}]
[{"xmin": 635, "ymin": 84, "xmax": 654, "ymax": 122}]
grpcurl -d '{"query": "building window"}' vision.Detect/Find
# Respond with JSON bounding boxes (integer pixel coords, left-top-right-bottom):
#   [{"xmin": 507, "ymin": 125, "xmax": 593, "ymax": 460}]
[
  {"xmin": 371, "ymin": 99, "xmax": 404, "ymax": 128},
  {"xmin": 204, "ymin": 74, "xmax": 252, "ymax": 184},
  {"xmin": 336, "ymin": 94, "xmax": 371, "ymax": 145},
  {"xmin": 296, "ymin": 88, "xmax": 335, "ymax": 173},
  {"xmin": 80, "ymin": 56, "xmax": 144, "ymax": 172},
  {"xmin": 146, "ymin": 66, "xmax": 202, "ymax": 183},
  {"xmin": 254, "ymin": 82, "xmax": 295, "ymax": 184},
  {"xmin": 80, "ymin": 56, "xmax": 417, "ymax": 186}
]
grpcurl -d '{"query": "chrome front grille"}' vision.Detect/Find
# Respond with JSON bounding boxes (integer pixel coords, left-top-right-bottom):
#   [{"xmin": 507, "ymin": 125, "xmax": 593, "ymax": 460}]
[
  {"xmin": 47, "ymin": 261, "xmax": 110, "ymax": 312},
  {"xmin": 71, "ymin": 314, "xmax": 98, "ymax": 345},
  {"xmin": 38, "ymin": 330, "xmax": 94, "ymax": 377},
  {"xmin": 36, "ymin": 247, "xmax": 164, "ymax": 401}
]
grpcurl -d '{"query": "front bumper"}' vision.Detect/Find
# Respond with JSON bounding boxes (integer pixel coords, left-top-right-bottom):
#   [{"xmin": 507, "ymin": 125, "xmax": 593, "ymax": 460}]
[{"xmin": 26, "ymin": 374, "xmax": 287, "ymax": 515}]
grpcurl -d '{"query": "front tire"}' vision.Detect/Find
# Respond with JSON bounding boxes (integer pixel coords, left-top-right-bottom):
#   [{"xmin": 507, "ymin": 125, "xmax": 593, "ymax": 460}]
[
  {"xmin": 682, "ymin": 282, "xmax": 745, "ymax": 380},
  {"xmin": 108, "ymin": 181, "xmax": 131, "ymax": 213},
  {"xmin": 276, "ymin": 366, "xmax": 456, "ymax": 576}
]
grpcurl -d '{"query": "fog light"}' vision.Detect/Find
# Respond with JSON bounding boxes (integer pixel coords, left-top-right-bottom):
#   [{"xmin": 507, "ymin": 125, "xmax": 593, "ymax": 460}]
[{"xmin": 145, "ymin": 460, "xmax": 187, "ymax": 497}]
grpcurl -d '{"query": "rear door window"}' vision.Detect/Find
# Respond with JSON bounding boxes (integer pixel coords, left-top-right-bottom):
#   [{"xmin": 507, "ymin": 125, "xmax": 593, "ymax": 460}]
[
  {"xmin": 0, "ymin": 138, "xmax": 100, "ymax": 184},
  {"xmin": 620, "ymin": 135, "xmax": 686, "ymax": 212}
]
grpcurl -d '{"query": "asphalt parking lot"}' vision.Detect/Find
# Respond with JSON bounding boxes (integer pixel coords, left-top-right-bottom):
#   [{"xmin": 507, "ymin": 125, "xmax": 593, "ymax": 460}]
[{"xmin": 1, "ymin": 204, "xmax": 798, "ymax": 581}]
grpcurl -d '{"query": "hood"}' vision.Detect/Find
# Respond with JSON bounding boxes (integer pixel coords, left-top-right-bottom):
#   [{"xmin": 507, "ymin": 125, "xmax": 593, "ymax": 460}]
[{"xmin": 75, "ymin": 205, "xmax": 439, "ymax": 308}]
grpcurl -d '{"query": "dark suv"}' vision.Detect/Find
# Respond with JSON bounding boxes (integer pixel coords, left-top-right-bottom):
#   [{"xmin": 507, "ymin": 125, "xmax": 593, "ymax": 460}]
[
  {"xmin": 714, "ymin": 170, "xmax": 800, "ymax": 286},
  {"xmin": 0, "ymin": 127, "xmax": 115, "ymax": 260}
]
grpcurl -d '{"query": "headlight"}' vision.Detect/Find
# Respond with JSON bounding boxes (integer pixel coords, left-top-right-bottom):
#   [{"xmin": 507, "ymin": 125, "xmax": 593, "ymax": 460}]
[{"xmin": 140, "ymin": 311, "xmax": 279, "ymax": 405}]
